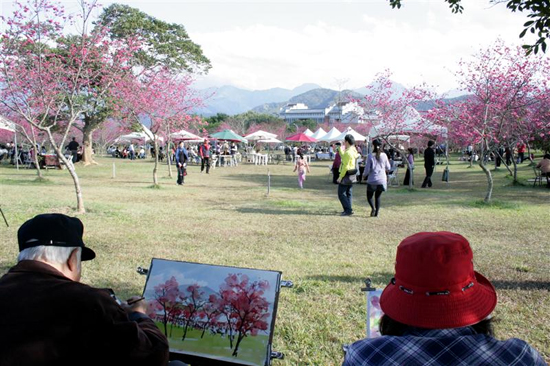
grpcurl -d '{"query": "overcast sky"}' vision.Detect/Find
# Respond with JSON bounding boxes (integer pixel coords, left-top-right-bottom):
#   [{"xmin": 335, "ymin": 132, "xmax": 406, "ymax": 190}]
[{"xmin": 1, "ymin": 0, "xmax": 541, "ymax": 94}]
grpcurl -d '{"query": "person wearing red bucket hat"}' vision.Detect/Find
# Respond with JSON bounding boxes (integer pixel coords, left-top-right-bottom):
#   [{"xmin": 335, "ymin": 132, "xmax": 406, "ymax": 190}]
[
  {"xmin": 343, "ymin": 232, "xmax": 547, "ymax": 366},
  {"xmin": 0, "ymin": 213, "xmax": 172, "ymax": 366}
]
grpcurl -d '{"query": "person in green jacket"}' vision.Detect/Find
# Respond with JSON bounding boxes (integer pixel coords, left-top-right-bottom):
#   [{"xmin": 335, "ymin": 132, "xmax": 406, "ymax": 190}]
[{"xmin": 336, "ymin": 134, "xmax": 359, "ymax": 216}]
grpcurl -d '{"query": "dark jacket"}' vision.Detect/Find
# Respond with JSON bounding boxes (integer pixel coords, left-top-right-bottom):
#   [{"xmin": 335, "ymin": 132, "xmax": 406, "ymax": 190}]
[
  {"xmin": 0, "ymin": 260, "xmax": 169, "ymax": 366},
  {"xmin": 424, "ymin": 147, "xmax": 435, "ymax": 167},
  {"xmin": 175, "ymin": 147, "xmax": 188, "ymax": 165}
]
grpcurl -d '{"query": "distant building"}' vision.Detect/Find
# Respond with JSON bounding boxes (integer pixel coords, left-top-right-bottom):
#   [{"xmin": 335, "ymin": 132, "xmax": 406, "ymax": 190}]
[{"xmin": 279, "ymin": 101, "xmax": 370, "ymax": 124}]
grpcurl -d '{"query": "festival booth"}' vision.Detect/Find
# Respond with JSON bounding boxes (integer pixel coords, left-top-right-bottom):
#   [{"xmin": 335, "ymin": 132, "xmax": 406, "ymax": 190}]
[
  {"xmin": 302, "ymin": 128, "xmax": 314, "ymax": 137},
  {"xmin": 317, "ymin": 127, "xmax": 342, "ymax": 143},
  {"xmin": 368, "ymin": 106, "xmax": 449, "ymax": 182},
  {"xmin": 310, "ymin": 127, "xmax": 327, "ymax": 141},
  {"xmin": 285, "ymin": 133, "xmax": 317, "ymax": 163},
  {"xmin": 209, "ymin": 129, "xmax": 246, "ymax": 167}
]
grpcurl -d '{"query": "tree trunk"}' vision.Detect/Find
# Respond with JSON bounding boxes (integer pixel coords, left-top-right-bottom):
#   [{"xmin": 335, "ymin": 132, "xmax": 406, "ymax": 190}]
[
  {"xmin": 33, "ymin": 151, "xmax": 43, "ymax": 179},
  {"xmin": 54, "ymin": 146, "xmax": 85, "ymax": 213},
  {"xmin": 478, "ymin": 142, "xmax": 493, "ymax": 203},
  {"xmin": 232, "ymin": 332, "xmax": 245, "ymax": 357},
  {"xmin": 81, "ymin": 124, "xmax": 98, "ymax": 166},
  {"xmin": 153, "ymin": 139, "xmax": 159, "ymax": 186},
  {"xmin": 511, "ymin": 154, "xmax": 518, "ymax": 183},
  {"xmin": 166, "ymin": 141, "xmax": 173, "ymax": 178}
]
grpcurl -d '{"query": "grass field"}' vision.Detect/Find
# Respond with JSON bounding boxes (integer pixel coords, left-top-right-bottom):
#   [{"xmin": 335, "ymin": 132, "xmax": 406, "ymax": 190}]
[{"xmin": 0, "ymin": 154, "xmax": 548, "ymax": 365}]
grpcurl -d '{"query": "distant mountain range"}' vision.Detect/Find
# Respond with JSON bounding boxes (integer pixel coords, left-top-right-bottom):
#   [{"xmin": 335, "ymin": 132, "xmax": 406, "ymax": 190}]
[
  {"xmin": 196, "ymin": 83, "xmax": 322, "ymax": 116},
  {"xmin": 195, "ymin": 81, "xmax": 467, "ymax": 116}
]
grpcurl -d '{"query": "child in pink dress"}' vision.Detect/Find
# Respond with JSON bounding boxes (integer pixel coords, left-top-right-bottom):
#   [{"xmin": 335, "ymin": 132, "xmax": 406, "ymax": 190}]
[{"xmin": 293, "ymin": 154, "xmax": 310, "ymax": 189}]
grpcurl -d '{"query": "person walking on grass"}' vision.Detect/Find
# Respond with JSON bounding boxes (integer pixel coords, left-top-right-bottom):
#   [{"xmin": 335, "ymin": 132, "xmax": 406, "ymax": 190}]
[
  {"xmin": 421, "ymin": 140, "xmax": 435, "ymax": 188},
  {"xmin": 293, "ymin": 152, "xmax": 310, "ymax": 189},
  {"xmin": 336, "ymin": 134, "xmax": 359, "ymax": 216},
  {"xmin": 199, "ymin": 140, "xmax": 211, "ymax": 174},
  {"xmin": 363, "ymin": 139, "xmax": 391, "ymax": 217},
  {"xmin": 175, "ymin": 141, "xmax": 188, "ymax": 186},
  {"xmin": 403, "ymin": 147, "xmax": 415, "ymax": 186}
]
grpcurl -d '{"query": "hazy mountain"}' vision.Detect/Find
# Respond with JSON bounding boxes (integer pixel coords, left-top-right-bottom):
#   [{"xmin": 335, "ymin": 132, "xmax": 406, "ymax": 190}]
[
  {"xmin": 252, "ymin": 88, "xmax": 363, "ymax": 115},
  {"xmin": 353, "ymin": 80, "xmax": 408, "ymax": 97},
  {"xmin": 196, "ymin": 83, "xmax": 321, "ymax": 116}
]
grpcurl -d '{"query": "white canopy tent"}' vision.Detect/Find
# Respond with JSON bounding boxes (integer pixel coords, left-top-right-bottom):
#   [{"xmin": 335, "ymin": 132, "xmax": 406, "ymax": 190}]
[
  {"xmin": 0, "ymin": 116, "xmax": 15, "ymax": 132},
  {"xmin": 170, "ymin": 129, "xmax": 202, "ymax": 140},
  {"xmin": 115, "ymin": 124, "xmax": 164, "ymax": 144},
  {"xmin": 333, "ymin": 127, "xmax": 367, "ymax": 142},
  {"xmin": 368, "ymin": 106, "xmax": 448, "ymax": 138},
  {"xmin": 311, "ymin": 127, "xmax": 327, "ymax": 140},
  {"xmin": 318, "ymin": 127, "xmax": 342, "ymax": 142},
  {"xmin": 244, "ymin": 130, "xmax": 278, "ymax": 141},
  {"xmin": 303, "ymin": 129, "xmax": 314, "ymax": 137},
  {"xmin": 257, "ymin": 137, "xmax": 282, "ymax": 144}
]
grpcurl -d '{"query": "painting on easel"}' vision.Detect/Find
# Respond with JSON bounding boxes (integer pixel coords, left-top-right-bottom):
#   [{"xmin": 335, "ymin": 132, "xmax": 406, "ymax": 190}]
[
  {"xmin": 142, "ymin": 258, "xmax": 282, "ymax": 366},
  {"xmin": 366, "ymin": 290, "xmax": 384, "ymax": 338}
]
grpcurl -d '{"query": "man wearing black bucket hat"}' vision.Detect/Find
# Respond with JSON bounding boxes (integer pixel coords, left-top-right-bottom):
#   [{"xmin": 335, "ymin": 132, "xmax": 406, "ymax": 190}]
[
  {"xmin": 343, "ymin": 232, "xmax": 546, "ymax": 366},
  {"xmin": 0, "ymin": 213, "xmax": 169, "ymax": 366}
]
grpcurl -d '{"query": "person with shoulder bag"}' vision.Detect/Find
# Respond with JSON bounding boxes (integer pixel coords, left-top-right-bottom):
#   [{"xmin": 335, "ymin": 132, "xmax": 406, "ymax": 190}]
[
  {"xmin": 363, "ymin": 139, "xmax": 391, "ymax": 217},
  {"xmin": 336, "ymin": 134, "xmax": 359, "ymax": 216}
]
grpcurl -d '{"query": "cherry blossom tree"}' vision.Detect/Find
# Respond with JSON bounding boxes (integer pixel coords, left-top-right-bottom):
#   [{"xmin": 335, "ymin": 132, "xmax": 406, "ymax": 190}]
[
  {"xmin": 429, "ymin": 39, "xmax": 550, "ymax": 201},
  {"xmin": 114, "ymin": 68, "xmax": 203, "ymax": 186},
  {"xmin": 0, "ymin": 0, "xmax": 132, "ymax": 212},
  {"xmin": 152, "ymin": 276, "xmax": 181, "ymax": 337},
  {"xmin": 179, "ymin": 284, "xmax": 206, "ymax": 342},
  {"xmin": 217, "ymin": 273, "xmax": 271, "ymax": 357},
  {"xmin": 356, "ymin": 71, "xmax": 440, "ymax": 189}
]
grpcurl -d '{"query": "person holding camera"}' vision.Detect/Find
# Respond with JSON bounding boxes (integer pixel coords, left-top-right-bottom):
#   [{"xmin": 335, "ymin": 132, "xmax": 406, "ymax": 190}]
[
  {"xmin": 343, "ymin": 232, "xmax": 546, "ymax": 366},
  {"xmin": 0, "ymin": 214, "xmax": 171, "ymax": 366}
]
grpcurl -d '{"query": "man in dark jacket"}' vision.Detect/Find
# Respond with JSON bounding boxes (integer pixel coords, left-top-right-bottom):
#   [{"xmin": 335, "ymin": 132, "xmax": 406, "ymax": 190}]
[
  {"xmin": 421, "ymin": 140, "xmax": 435, "ymax": 188},
  {"xmin": 175, "ymin": 141, "xmax": 188, "ymax": 186},
  {"xmin": 0, "ymin": 214, "xmax": 170, "ymax": 366},
  {"xmin": 67, "ymin": 137, "xmax": 79, "ymax": 163}
]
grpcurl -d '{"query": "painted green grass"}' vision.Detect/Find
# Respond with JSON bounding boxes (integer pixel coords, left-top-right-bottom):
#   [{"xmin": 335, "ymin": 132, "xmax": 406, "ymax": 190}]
[
  {"xmin": 0, "ymin": 155, "xmax": 548, "ymax": 365},
  {"xmin": 157, "ymin": 322, "xmax": 269, "ymax": 365}
]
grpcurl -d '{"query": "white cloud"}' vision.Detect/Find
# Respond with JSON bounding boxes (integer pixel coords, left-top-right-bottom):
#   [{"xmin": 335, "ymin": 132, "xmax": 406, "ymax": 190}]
[{"xmin": 189, "ymin": 0, "xmax": 541, "ymax": 92}]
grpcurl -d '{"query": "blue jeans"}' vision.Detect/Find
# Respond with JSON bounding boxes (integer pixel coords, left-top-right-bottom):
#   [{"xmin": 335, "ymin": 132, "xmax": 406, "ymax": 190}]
[{"xmin": 338, "ymin": 184, "xmax": 353, "ymax": 213}]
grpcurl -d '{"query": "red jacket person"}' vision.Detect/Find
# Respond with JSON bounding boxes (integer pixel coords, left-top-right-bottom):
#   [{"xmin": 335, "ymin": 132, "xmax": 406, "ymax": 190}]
[{"xmin": 0, "ymin": 213, "xmax": 169, "ymax": 366}]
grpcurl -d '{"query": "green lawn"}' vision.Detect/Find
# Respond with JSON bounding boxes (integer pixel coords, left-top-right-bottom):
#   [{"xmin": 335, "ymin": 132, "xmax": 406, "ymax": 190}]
[{"xmin": 0, "ymin": 155, "xmax": 548, "ymax": 365}]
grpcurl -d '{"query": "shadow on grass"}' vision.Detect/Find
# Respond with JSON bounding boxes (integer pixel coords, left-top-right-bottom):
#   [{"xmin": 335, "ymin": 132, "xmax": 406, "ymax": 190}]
[
  {"xmin": 492, "ymin": 280, "xmax": 550, "ymax": 291},
  {"xmin": 236, "ymin": 207, "xmax": 337, "ymax": 216},
  {"xmin": 305, "ymin": 272, "xmax": 393, "ymax": 286}
]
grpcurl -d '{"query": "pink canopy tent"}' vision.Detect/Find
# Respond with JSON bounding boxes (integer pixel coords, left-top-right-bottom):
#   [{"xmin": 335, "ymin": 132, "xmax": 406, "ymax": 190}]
[{"xmin": 285, "ymin": 133, "xmax": 317, "ymax": 143}]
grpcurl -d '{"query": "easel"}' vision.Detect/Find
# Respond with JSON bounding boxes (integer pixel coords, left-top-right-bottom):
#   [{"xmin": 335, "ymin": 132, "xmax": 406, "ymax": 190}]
[
  {"xmin": 136, "ymin": 266, "xmax": 292, "ymax": 366},
  {"xmin": 0, "ymin": 206, "xmax": 8, "ymax": 227},
  {"xmin": 342, "ymin": 278, "xmax": 383, "ymax": 354}
]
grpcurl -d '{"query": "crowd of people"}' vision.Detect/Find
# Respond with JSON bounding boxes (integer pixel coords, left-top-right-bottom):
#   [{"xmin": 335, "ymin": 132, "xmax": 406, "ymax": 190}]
[{"xmin": 0, "ymin": 214, "xmax": 546, "ymax": 365}]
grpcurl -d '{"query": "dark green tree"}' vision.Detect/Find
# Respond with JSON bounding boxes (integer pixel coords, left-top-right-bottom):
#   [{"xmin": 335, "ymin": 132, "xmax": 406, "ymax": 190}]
[
  {"xmin": 388, "ymin": 0, "xmax": 549, "ymax": 54},
  {"xmin": 97, "ymin": 4, "xmax": 211, "ymax": 73}
]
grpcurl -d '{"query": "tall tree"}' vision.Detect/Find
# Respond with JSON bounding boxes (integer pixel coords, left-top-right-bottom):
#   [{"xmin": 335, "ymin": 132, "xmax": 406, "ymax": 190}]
[
  {"xmin": 97, "ymin": 4, "xmax": 211, "ymax": 73},
  {"xmin": 429, "ymin": 39, "xmax": 550, "ymax": 201},
  {"xmin": 114, "ymin": 69, "xmax": 202, "ymax": 186},
  {"xmin": 0, "ymin": 0, "xmax": 130, "ymax": 213},
  {"xmin": 357, "ymin": 71, "xmax": 439, "ymax": 190}
]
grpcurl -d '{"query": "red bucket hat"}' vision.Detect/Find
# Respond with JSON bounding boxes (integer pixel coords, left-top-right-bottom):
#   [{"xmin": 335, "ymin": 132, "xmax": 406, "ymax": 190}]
[{"xmin": 379, "ymin": 232, "xmax": 497, "ymax": 329}]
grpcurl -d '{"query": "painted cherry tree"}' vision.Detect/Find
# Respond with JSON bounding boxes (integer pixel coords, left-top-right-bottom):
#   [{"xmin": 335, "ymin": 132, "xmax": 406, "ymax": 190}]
[
  {"xmin": 428, "ymin": 39, "xmax": 550, "ymax": 201},
  {"xmin": 0, "ymin": 0, "xmax": 133, "ymax": 212},
  {"xmin": 356, "ymin": 71, "xmax": 441, "ymax": 189},
  {"xmin": 114, "ymin": 68, "xmax": 202, "ymax": 186},
  {"xmin": 148, "ymin": 272, "xmax": 272, "ymax": 358}
]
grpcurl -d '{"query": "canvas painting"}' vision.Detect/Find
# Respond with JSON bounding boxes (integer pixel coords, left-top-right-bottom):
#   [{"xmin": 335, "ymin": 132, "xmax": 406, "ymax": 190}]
[
  {"xmin": 366, "ymin": 290, "xmax": 384, "ymax": 338},
  {"xmin": 142, "ymin": 258, "xmax": 282, "ymax": 366}
]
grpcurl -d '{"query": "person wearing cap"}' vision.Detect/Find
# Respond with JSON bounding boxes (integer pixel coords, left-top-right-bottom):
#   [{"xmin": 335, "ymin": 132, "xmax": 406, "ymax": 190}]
[
  {"xmin": 343, "ymin": 232, "xmax": 546, "ymax": 366},
  {"xmin": 0, "ymin": 213, "xmax": 170, "ymax": 366}
]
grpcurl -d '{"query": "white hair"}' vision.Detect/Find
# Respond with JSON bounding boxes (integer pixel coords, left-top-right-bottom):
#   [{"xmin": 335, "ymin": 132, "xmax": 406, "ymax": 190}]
[{"xmin": 18, "ymin": 246, "xmax": 81, "ymax": 271}]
